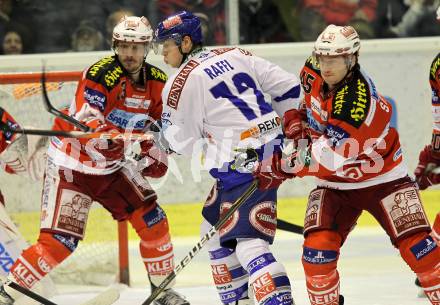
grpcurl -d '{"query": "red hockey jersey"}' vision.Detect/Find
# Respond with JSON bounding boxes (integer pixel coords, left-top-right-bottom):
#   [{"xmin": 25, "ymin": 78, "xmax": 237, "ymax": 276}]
[
  {"xmin": 295, "ymin": 56, "xmax": 407, "ymax": 189},
  {"xmin": 48, "ymin": 56, "xmax": 166, "ymax": 174}
]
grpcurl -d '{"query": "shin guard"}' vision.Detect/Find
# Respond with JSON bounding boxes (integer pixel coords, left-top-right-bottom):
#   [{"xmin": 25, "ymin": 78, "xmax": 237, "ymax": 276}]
[
  {"xmin": 6, "ymin": 232, "xmax": 75, "ymax": 299},
  {"xmin": 129, "ymin": 204, "xmax": 174, "ymax": 287},
  {"xmin": 399, "ymin": 231, "xmax": 440, "ymax": 304},
  {"xmin": 201, "ymin": 220, "xmax": 250, "ymax": 304},
  {"xmin": 236, "ymin": 239, "xmax": 293, "ymax": 305},
  {"xmin": 302, "ymin": 231, "xmax": 341, "ymax": 305}
]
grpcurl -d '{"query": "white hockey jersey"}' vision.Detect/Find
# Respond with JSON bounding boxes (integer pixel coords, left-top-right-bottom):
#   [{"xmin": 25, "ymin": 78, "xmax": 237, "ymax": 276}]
[{"xmin": 161, "ymin": 47, "xmax": 302, "ymax": 188}]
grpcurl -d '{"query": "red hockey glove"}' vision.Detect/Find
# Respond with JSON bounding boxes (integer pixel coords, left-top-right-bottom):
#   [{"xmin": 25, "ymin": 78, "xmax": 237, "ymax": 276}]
[
  {"xmin": 85, "ymin": 119, "xmax": 125, "ymax": 162},
  {"xmin": 414, "ymin": 145, "xmax": 440, "ymax": 190},
  {"xmin": 137, "ymin": 140, "xmax": 168, "ymax": 178},
  {"xmin": 253, "ymin": 151, "xmax": 296, "ymax": 190},
  {"xmin": 283, "ymin": 108, "xmax": 310, "ymax": 143},
  {"xmin": 0, "ymin": 107, "xmax": 21, "ymax": 154}
]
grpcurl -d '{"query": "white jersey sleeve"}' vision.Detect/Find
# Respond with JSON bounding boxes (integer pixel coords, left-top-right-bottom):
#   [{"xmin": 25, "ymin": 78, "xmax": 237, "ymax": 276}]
[
  {"xmin": 161, "ymin": 71, "xmax": 205, "ymax": 156},
  {"xmin": 250, "ymin": 54, "xmax": 302, "ymax": 117}
]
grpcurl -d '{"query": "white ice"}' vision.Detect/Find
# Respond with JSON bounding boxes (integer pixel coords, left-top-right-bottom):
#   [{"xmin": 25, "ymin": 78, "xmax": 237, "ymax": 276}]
[{"xmin": 49, "ymin": 227, "xmax": 428, "ymax": 305}]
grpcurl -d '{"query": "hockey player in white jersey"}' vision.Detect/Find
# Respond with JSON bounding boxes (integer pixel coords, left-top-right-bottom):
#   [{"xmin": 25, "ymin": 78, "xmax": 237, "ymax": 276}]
[{"xmin": 154, "ymin": 11, "xmax": 302, "ymax": 305}]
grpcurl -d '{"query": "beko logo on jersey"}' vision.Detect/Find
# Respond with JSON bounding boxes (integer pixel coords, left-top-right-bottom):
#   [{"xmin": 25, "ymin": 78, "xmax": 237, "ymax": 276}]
[
  {"xmin": 106, "ymin": 109, "xmax": 148, "ymax": 130},
  {"xmin": 167, "ymin": 60, "xmax": 199, "ymax": 109},
  {"xmin": 240, "ymin": 117, "xmax": 281, "ymax": 140},
  {"xmin": 84, "ymin": 87, "xmax": 106, "ymax": 111}
]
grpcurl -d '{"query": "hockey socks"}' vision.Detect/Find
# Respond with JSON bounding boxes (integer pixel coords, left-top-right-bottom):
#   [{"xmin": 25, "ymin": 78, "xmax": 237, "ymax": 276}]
[
  {"xmin": 302, "ymin": 231, "xmax": 341, "ymax": 305},
  {"xmin": 237, "ymin": 239, "xmax": 293, "ymax": 305},
  {"xmin": 5, "ymin": 232, "xmax": 74, "ymax": 300}
]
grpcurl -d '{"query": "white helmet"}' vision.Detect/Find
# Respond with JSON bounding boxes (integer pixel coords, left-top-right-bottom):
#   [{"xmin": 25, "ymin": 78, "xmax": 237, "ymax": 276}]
[
  {"xmin": 112, "ymin": 16, "xmax": 153, "ymax": 44},
  {"xmin": 314, "ymin": 24, "xmax": 360, "ymax": 56}
]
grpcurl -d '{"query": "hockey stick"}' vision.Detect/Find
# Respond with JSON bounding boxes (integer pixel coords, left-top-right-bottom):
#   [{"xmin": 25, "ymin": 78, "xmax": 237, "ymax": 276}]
[
  {"xmin": 0, "ymin": 120, "xmax": 154, "ymax": 141},
  {"xmin": 276, "ymin": 219, "xmax": 304, "ymax": 234},
  {"xmin": 4, "ymin": 279, "xmax": 120, "ymax": 305},
  {"xmin": 3, "ymin": 280, "xmax": 57, "ymax": 305},
  {"xmin": 142, "ymin": 180, "xmax": 258, "ymax": 305},
  {"xmin": 41, "ymin": 67, "xmax": 90, "ymax": 132}
]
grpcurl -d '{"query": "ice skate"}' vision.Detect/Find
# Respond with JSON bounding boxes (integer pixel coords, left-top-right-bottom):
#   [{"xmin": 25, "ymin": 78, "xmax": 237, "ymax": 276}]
[
  {"xmin": 0, "ymin": 284, "xmax": 14, "ymax": 305},
  {"xmin": 339, "ymin": 294, "xmax": 344, "ymax": 305},
  {"xmin": 151, "ymin": 282, "xmax": 190, "ymax": 305},
  {"xmin": 415, "ymin": 277, "xmax": 427, "ymax": 298}
]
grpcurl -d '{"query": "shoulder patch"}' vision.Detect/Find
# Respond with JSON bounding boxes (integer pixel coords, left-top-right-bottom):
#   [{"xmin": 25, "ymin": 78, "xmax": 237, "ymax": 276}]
[
  {"xmin": 167, "ymin": 59, "xmax": 199, "ymax": 110},
  {"xmin": 331, "ymin": 72, "xmax": 371, "ymax": 128},
  {"xmin": 430, "ymin": 53, "xmax": 440, "ymax": 81},
  {"xmin": 86, "ymin": 56, "xmax": 124, "ymax": 91},
  {"xmin": 146, "ymin": 63, "xmax": 168, "ymax": 83},
  {"xmin": 304, "ymin": 56, "xmax": 321, "ymax": 74}
]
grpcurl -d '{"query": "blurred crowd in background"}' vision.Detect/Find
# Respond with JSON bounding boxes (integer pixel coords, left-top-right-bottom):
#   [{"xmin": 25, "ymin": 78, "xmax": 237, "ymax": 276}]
[{"xmin": 0, "ymin": 0, "xmax": 439, "ymax": 55}]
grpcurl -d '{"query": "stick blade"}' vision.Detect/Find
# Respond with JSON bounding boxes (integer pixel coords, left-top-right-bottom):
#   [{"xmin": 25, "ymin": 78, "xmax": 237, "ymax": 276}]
[{"xmin": 80, "ymin": 288, "xmax": 120, "ymax": 305}]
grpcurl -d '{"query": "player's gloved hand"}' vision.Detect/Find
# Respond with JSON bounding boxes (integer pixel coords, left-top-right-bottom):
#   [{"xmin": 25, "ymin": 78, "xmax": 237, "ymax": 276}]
[
  {"xmin": 233, "ymin": 148, "xmax": 296, "ymax": 190},
  {"xmin": 0, "ymin": 107, "xmax": 28, "ymax": 175},
  {"xmin": 148, "ymin": 120, "xmax": 172, "ymax": 154},
  {"xmin": 85, "ymin": 118, "xmax": 125, "ymax": 162},
  {"xmin": 283, "ymin": 108, "xmax": 310, "ymax": 143},
  {"xmin": 0, "ymin": 107, "xmax": 22, "ymax": 151},
  {"xmin": 135, "ymin": 140, "xmax": 168, "ymax": 178},
  {"xmin": 414, "ymin": 145, "xmax": 440, "ymax": 190}
]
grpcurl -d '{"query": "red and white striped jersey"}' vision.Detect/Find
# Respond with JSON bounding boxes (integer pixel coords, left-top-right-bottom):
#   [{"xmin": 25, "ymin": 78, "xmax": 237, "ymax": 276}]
[
  {"xmin": 295, "ymin": 56, "xmax": 407, "ymax": 189},
  {"xmin": 48, "ymin": 56, "xmax": 166, "ymax": 175}
]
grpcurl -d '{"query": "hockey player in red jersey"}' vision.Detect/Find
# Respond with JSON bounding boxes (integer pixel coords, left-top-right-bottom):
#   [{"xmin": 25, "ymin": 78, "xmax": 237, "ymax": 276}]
[
  {"xmin": 251, "ymin": 25, "xmax": 440, "ymax": 305},
  {"xmin": 0, "ymin": 16, "xmax": 189, "ymax": 305},
  {"xmin": 413, "ymin": 7, "xmax": 440, "ymax": 296}
]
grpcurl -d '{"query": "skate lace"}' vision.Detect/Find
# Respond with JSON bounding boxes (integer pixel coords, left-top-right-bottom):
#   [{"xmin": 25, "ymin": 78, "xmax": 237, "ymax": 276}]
[{"xmin": 156, "ymin": 289, "xmax": 188, "ymax": 305}]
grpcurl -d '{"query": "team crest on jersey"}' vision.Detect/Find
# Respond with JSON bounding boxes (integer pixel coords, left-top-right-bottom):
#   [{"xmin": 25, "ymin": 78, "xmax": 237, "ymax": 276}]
[
  {"xmin": 304, "ymin": 189, "xmax": 324, "ymax": 231},
  {"xmin": 381, "ymin": 186, "xmax": 429, "ymax": 238},
  {"xmin": 167, "ymin": 60, "xmax": 199, "ymax": 109},
  {"xmin": 54, "ymin": 190, "xmax": 92, "ymax": 238},
  {"xmin": 249, "ymin": 201, "xmax": 276, "ymax": 237},
  {"xmin": 218, "ymin": 202, "xmax": 240, "ymax": 237}
]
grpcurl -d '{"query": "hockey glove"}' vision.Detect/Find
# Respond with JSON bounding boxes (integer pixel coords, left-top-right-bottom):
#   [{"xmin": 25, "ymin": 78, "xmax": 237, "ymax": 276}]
[
  {"xmin": 136, "ymin": 140, "xmax": 168, "ymax": 178},
  {"xmin": 283, "ymin": 108, "xmax": 308, "ymax": 141},
  {"xmin": 85, "ymin": 119, "xmax": 125, "ymax": 162},
  {"xmin": 414, "ymin": 145, "xmax": 440, "ymax": 190},
  {"xmin": 148, "ymin": 120, "xmax": 173, "ymax": 154}
]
